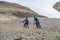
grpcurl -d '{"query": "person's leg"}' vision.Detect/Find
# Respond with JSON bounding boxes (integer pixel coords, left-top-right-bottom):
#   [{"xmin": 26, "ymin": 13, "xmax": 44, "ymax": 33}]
[
  {"xmin": 24, "ymin": 23, "xmax": 26, "ymax": 28},
  {"xmin": 26, "ymin": 23, "xmax": 29, "ymax": 28},
  {"xmin": 38, "ymin": 23, "xmax": 41, "ymax": 28},
  {"xmin": 36, "ymin": 23, "xmax": 38, "ymax": 29},
  {"xmin": 37, "ymin": 24, "xmax": 39, "ymax": 29},
  {"xmin": 38, "ymin": 24, "xmax": 41, "ymax": 28},
  {"xmin": 36, "ymin": 23, "xmax": 41, "ymax": 29},
  {"xmin": 24, "ymin": 23, "xmax": 28, "ymax": 28}
]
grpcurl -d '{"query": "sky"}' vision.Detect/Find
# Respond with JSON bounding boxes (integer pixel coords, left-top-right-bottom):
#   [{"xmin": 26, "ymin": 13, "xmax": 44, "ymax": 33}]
[{"xmin": 0, "ymin": 0, "xmax": 60, "ymax": 18}]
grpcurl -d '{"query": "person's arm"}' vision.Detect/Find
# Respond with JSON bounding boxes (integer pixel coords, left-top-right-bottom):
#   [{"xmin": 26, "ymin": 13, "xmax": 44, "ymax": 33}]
[{"xmin": 23, "ymin": 19, "xmax": 25, "ymax": 23}]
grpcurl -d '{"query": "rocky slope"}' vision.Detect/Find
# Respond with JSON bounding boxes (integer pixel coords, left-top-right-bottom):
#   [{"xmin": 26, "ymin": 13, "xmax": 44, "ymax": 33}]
[{"xmin": 0, "ymin": 18, "xmax": 60, "ymax": 40}]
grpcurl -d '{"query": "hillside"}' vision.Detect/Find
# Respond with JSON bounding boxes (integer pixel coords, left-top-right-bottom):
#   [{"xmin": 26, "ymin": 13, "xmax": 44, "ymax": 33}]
[
  {"xmin": 0, "ymin": 18, "xmax": 60, "ymax": 40},
  {"xmin": 0, "ymin": 1, "xmax": 48, "ymax": 20},
  {"xmin": 53, "ymin": 2, "xmax": 60, "ymax": 12}
]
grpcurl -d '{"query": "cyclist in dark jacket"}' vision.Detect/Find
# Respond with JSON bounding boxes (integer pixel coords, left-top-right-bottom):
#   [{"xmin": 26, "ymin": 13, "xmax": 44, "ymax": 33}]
[
  {"xmin": 23, "ymin": 17, "xmax": 29, "ymax": 28},
  {"xmin": 34, "ymin": 16, "xmax": 41, "ymax": 29}
]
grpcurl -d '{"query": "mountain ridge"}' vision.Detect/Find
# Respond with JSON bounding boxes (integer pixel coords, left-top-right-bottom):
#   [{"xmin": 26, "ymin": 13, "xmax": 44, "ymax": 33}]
[{"xmin": 0, "ymin": 1, "xmax": 48, "ymax": 18}]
